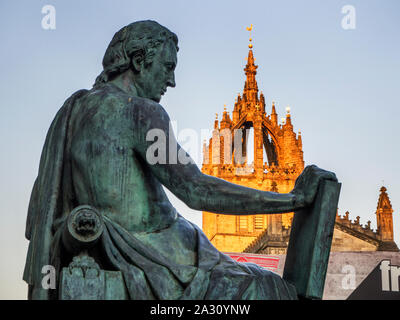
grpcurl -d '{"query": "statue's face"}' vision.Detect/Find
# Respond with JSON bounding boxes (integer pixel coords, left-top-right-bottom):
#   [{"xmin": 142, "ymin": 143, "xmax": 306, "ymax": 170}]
[{"xmin": 134, "ymin": 40, "xmax": 177, "ymax": 103}]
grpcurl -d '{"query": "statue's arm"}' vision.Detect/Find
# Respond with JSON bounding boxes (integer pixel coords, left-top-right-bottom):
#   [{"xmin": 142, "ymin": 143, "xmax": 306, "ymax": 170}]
[{"xmin": 133, "ymin": 101, "xmax": 312, "ymax": 215}]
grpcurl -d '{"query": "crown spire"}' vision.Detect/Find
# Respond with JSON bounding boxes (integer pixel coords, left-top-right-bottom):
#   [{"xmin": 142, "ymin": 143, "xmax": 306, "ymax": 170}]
[{"xmin": 243, "ymin": 24, "xmax": 258, "ymax": 104}]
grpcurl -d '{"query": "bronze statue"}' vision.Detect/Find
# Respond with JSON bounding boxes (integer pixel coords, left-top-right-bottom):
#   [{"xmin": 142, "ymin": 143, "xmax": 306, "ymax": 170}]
[{"xmin": 24, "ymin": 20, "xmax": 338, "ymax": 300}]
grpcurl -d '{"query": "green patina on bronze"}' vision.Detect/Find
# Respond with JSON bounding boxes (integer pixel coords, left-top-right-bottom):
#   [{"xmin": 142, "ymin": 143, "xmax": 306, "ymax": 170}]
[{"xmin": 24, "ymin": 20, "xmax": 339, "ymax": 300}]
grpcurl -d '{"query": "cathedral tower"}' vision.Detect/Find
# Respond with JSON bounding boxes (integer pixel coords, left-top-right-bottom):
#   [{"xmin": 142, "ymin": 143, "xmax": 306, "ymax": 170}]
[{"xmin": 201, "ymin": 27, "xmax": 304, "ymax": 253}]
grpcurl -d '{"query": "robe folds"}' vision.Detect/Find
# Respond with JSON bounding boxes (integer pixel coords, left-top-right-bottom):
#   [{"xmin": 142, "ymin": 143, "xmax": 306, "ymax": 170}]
[{"xmin": 24, "ymin": 90, "xmax": 297, "ymax": 300}]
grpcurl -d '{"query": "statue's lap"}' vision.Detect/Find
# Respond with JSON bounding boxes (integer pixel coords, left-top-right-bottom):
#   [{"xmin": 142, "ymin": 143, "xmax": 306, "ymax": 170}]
[{"xmin": 131, "ymin": 215, "xmax": 198, "ymax": 266}]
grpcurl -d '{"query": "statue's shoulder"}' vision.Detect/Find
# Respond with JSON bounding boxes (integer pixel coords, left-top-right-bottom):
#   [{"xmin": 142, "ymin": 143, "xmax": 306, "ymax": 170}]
[
  {"xmin": 87, "ymin": 83, "xmax": 162, "ymax": 114},
  {"xmin": 82, "ymin": 83, "xmax": 171, "ymax": 131},
  {"xmin": 84, "ymin": 83, "xmax": 131, "ymax": 106}
]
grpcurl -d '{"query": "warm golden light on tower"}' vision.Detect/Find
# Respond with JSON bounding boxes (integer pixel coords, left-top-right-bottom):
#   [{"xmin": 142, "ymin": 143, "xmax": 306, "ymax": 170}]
[{"xmin": 201, "ymin": 30, "xmax": 304, "ymax": 253}]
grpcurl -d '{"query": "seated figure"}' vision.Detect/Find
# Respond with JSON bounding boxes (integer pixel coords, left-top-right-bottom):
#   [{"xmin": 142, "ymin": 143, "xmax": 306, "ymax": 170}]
[{"xmin": 24, "ymin": 20, "xmax": 337, "ymax": 300}]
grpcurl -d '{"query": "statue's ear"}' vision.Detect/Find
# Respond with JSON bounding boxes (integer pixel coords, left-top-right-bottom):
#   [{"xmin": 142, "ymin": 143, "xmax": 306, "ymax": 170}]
[{"xmin": 131, "ymin": 52, "xmax": 145, "ymax": 73}]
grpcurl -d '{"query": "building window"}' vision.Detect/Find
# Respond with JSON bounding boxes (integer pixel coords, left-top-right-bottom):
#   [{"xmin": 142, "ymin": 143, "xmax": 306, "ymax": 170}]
[
  {"xmin": 254, "ymin": 215, "xmax": 264, "ymax": 230},
  {"xmin": 239, "ymin": 216, "xmax": 248, "ymax": 231}
]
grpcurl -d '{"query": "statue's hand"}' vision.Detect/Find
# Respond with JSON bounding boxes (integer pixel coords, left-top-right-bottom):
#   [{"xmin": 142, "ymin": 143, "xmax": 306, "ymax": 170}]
[{"xmin": 290, "ymin": 165, "xmax": 338, "ymax": 208}]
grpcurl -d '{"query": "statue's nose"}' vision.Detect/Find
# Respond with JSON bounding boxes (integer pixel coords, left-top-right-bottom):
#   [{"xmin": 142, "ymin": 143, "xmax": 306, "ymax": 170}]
[{"xmin": 167, "ymin": 73, "xmax": 176, "ymax": 88}]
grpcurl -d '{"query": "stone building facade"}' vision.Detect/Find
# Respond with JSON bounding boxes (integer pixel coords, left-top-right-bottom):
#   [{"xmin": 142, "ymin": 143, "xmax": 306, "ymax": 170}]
[{"xmin": 201, "ymin": 41, "xmax": 398, "ymax": 254}]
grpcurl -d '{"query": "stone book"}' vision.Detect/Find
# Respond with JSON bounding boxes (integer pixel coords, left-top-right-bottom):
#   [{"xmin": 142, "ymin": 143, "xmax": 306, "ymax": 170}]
[{"xmin": 283, "ymin": 179, "xmax": 341, "ymax": 299}]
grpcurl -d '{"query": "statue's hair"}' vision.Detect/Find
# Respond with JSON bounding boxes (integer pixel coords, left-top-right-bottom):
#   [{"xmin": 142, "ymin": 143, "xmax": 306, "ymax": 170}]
[{"xmin": 94, "ymin": 20, "xmax": 178, "ymax": 86}]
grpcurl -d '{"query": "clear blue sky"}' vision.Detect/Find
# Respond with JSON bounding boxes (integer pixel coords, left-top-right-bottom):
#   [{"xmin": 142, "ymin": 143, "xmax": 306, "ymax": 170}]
[{"xmin": 0, "ymin": 0, "xmax": 399, "ymax": 299}]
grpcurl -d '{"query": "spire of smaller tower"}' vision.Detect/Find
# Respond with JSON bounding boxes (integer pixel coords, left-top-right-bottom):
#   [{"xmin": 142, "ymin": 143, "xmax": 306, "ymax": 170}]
[
  {"xmin": 298, "ymin": 131, "xmax": 303, "ymax": 149},
  {"xmin": 214, "ymin": 113, "xmax": 219, "ymax": 129},
  {"xmin": 270, "ymin": 101, "xmax": 278, "ymax": 126},
  {"xmin": 259, "ymin": 91, "xmax": 265, "ymax": 113},
  {"xmin": 271, "ymin": 101, "xmax": 277, "ymax": 114},
  {"xmin": 377, "ymin": 186, "xmax": 393, "ymax": 213},
  {"xmin": 220, "ymin": 104, "xmax": 232, "ymax": 129},
  {"xmin": 375, "ymin": 186, "xmax": 398, "ymax": 250},
  {"xmin": 285, "ymin": 106, "xmax": 292, "ymax": 127}
]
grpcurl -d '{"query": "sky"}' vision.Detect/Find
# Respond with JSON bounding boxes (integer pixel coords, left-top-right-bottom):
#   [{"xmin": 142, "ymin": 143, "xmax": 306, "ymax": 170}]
[{"xmin": 0, "ymin": 0, "xmax": 399, "ymax": 299}]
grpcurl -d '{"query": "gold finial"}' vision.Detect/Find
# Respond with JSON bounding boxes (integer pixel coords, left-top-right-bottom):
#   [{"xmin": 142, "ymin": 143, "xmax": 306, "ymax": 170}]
[
  {"xmin": 246, "ymin": 24, "xmax": 253, "ymax": 49},
  {"xmin": 215, "ymin": 113, "xmax": 218, "ymax": 120},
  {"xmin": 224, "ymin": 104, "xmax": 227, "ymax": 112}
]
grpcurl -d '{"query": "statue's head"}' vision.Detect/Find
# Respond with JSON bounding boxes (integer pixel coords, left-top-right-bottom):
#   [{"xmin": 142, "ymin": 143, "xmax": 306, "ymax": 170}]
[{"xmin": 95, "ymin": 20, "xmax": 179, "ymax": 103}]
